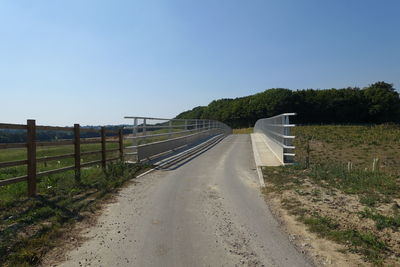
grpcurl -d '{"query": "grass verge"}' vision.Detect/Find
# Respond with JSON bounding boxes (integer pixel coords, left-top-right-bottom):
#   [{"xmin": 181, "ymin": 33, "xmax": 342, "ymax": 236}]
[
  {"xmin": 261, "ymin": 124, "xmax": 400, "ymax": 266},
  {"xmin": 263, "ymin": 166, "xmax": 398, "ymax": 266},
  {"xmin": 0, "ymin": 161, "xmax": 146, "ymax": 267}
]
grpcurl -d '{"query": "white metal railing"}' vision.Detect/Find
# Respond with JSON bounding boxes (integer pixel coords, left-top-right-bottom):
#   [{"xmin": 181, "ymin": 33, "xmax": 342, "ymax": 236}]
[
  {"xmin": 254, "ymin": 113, "xmax": 296, "ymax": 165},
  {"xmin": 123, "ymin": 116, "xmax": 231, "ymax": 162}
]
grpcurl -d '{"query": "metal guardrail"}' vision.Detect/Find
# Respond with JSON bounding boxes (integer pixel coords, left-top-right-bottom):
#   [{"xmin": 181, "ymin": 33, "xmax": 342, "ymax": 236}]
[
  {"xmin": 254, "ymin": 113, "xmax": 296, "ymax": 165},
  {"xmin": 124, "ymin": 116, "xmax": 231, "ymax": 162}
]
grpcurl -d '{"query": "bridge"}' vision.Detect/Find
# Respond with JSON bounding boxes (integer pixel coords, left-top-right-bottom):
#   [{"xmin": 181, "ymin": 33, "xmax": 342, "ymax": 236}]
[
  {"xmin": 56, "ymin": 113, "xmax": 310, "ymax": 266},
  {"xmin": 0, "ymin": 114, "xmax": 310, "ymax": 266}
]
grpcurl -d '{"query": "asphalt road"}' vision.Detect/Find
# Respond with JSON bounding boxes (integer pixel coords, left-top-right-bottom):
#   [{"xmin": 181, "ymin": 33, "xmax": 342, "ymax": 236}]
[{"xmin": 59, "ymin": 134, "xmax": 312, "ymax": 267}]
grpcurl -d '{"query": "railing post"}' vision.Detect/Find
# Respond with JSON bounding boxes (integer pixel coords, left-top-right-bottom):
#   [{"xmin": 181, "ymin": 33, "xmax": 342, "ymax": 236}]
[
  {"xmin": 133, "ymin": 118, "xmax": 138, "ymax": 162},
  {"xmin": 101, "ymin": 127, "xmax": 106, "ymax": 169},
  {"xmin": 133, "ymin": 118, "xmax": 137, "ymax": 147},
  {"xmin": 169, "ymin": 120, "xmax": 172, "ymax": 138},
  {"xmin": 119, "ymin": 128, "xmax": 124, "ymax": 161},
  {"xmin": 74, "ymin": 124, "xmax": 81, "ymax": 183},
  {"xmin": 27, "ymin": 119, "xmax": 37, "ymax": 197},
  {"xmin": 143, "ymin": 118, "xmax": 147, "ymax": 142}
]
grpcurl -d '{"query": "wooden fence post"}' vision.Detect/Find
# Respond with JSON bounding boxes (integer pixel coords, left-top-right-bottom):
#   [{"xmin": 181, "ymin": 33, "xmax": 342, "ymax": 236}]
[
  {"xmin": 74, "ymin": 124, "xmax": 81, "ymax": 182},
  {"xmin": 101, "ymin": 127, "xmax": 106, "ymax": 169},
  {"xmin": 118, "ymin": 129, "xmax": 124, "ymax": 161},
  {"xmin": 27, "ymin": 119, "xmax": 37, "ymax": 197}
]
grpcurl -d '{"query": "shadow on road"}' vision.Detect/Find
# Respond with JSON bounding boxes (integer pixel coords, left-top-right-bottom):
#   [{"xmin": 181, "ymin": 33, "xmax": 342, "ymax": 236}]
[{"xmin": 147, "ymin": 134, "xmax": 227, "ymax": 171}]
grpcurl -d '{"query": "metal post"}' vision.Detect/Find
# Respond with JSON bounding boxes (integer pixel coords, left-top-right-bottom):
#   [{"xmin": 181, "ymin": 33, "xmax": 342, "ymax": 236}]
[
  {"xmin": 143, "ymin": 118, "xmax": 147, "ymax": 143},
  {"xmin": 133, "ymin": 118, "xmax": 138, "ymax": 147},
  {"xmin": 133, "ymin": 118, "xmax": 138, "ymax": 162},
  {"xmin": 169, "ymin": 120, "xmax": 172, "ymax": 138}
]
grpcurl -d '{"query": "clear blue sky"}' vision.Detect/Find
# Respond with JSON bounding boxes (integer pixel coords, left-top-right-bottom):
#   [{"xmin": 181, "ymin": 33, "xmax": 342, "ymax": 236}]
[{"xmin": 1, "ymin": 0, "xmax": 399, "ymax": 126}]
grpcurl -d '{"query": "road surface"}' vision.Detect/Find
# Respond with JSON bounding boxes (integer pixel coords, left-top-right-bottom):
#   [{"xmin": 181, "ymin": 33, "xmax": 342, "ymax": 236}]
[{"xmin": 59, "ymin": 134, "xmax": 312, "ymax": 267}]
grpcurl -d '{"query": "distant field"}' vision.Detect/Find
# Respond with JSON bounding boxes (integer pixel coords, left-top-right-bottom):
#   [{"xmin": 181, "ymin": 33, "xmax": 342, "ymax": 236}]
[
  {"xmin": 232, "ymin": 128, "xmax": 253, "ymax": 134},
  {"xmin": 262, "ymin": 124, "xmax": 400, "ymax": 265},
  {"xmin": 293, "ymin": 124, "xmax": 400, "ymax": 175},
  {"xmin": 0, "ymin": 142, "xmax": 120, "ymax": 192}
]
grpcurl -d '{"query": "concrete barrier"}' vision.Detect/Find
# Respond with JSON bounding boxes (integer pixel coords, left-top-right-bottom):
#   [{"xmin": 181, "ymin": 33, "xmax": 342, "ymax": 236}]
[{"xmin": 137, "ymin": 129, "xmax": 224, "ymax": 161}]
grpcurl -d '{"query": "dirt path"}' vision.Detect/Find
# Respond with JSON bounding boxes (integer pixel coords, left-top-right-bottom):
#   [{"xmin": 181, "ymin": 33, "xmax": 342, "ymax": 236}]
[{"xmin": 56, "ymin": 135, "xmax": 312, "ymax": 267}]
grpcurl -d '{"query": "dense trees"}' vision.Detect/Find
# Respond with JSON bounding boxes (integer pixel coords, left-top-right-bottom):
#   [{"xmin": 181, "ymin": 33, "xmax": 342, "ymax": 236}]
[{"xmin": 176, "ymin": 82, "xmax": 400, "ymax": 128}]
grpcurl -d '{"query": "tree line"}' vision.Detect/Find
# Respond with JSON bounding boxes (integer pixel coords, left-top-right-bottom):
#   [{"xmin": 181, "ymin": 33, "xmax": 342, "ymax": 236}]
[{"xmin": 175, "ymin": 82, "xmax": 400, "ymax": 128}]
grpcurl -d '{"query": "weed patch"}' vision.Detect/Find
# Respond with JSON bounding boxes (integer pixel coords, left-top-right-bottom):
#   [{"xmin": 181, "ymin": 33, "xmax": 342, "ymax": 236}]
[
  {"xmin": 301, "ymin": 215, "xmax": 387, "ymax": 264},
  {"xmin": 360, "ymin": 209, "xmax": 400, "ymax": 230}
]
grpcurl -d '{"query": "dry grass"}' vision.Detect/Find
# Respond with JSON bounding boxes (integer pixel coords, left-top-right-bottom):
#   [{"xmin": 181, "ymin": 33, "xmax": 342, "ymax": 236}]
[
  {"xmin": 232, "ymin": 128, "xmax": 253, "ymax": 134},
  {"xmin": 262, "ymin": 124, "xmax": 400, "ymax": 266}
]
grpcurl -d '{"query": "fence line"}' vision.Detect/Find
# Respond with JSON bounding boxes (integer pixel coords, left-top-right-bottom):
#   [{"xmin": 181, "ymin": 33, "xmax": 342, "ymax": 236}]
[
  {"xmin": 0, "ymin": 120, "xmax": 124, "ymax": 196},
  {"xmin": 0, "ymin": 117, "xmax": 232, "ymax": 196}
]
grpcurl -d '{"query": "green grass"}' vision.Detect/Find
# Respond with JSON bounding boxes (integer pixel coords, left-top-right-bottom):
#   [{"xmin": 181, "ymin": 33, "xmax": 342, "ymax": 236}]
[
  {"xmin": 301, "ymin": 214, "xmax": 387, "ymax": 265},
  {"xmin": 293, "ymin": 124, "xmax": 400, "ymax": 175},
  {"xmin": 264, "ymin": 163, "xmax": 399, "ymax": 207},
  {"xmin": 307, "ymin": 164, "xmax": 398, "ymax": 205},
  {"xmin": 0, "ymin": 142, "xmax": 124, "ymax": 205},
  {"xmin": 0, "ymin": 142, "xmax": 121, "ymax": 180},
  {"xmin": 0, "ymin": 161, "xmax": 146, "ymax": 267},
  {"xmin": 292, "ymin": 124, "xmax": 400, "ymax": 206},
  {"xmin": 278, "ymin": 196, "xmax": 389, "ymax": 265},
  {"xmin": 0, "ymin": 127, "xmax": 202, "ymax": 266},
  {"xmin": 232, "ymin": 128, "xmax": 253, "ymax": 134},
  {"xmin": 0, "ymin": 127, "xmax": 201, "ymax": 201},
  {"xmin": 360, "ymin": 209, "xmax": 400, "ymax": 230},
  {"xmin": 262, "ymin": 124, "xmax": 400, "ymax": 265}
]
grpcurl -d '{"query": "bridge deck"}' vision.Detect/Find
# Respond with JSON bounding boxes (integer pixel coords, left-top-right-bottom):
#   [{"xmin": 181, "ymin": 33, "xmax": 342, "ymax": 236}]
[{"xmin": 250, "ymin": 133, "xmax": 281, "ymax": 166}]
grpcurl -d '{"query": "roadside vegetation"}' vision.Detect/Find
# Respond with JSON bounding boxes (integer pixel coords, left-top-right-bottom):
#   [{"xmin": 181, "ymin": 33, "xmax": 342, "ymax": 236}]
[
  {"xmin": 0, "ymin": 142, "xmax": 147, "ymax": 266},
  {"xmin": 0, "ymin": 122, "xmax": 211, "ymax": 266},
  {"xmin": 232, "ymin": 128, "xmax": 253, "ymax": 134},
  {"xmin": 262, "ymin": 124, "xmax": 400, "ymax": 266}
]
